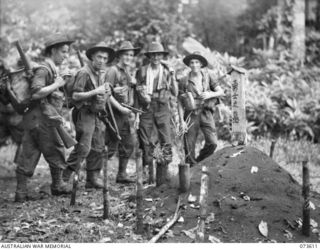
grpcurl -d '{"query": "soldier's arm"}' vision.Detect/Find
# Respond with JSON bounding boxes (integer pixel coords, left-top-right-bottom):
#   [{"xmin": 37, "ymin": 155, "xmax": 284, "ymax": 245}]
[
  {"xmin": 200, "ymin": 72, "xmax": 224, "ymax": 100},
  {"xmin": 72, "ymin": 72, "xmax": 105, "ymax": 101},
  {"xmin": 31, "ymin": 68, "xmax": 65, "ymax": 100}
]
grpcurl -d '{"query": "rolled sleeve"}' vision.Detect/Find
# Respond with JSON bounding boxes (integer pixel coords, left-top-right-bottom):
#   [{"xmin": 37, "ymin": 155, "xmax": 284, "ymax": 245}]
[
  {"xmin": 208, "ymin": 71, "xmax": 219, "ymax": 91},
  {"xmin": 31, "ymin": 68, "xmax": 48, "ymax": 94},
  {"xmin": 105, "ymin": 67, "xmax": 117, "ymax": 89},
  {"xmin": 73, "ymin": 70, "xmax": 88, "ymax": 93}
]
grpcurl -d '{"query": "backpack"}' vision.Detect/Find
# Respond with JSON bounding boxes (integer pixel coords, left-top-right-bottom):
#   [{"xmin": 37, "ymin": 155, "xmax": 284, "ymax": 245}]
[{"xmin": 8, "ymin": 64, "xmax": 55, "ymax": 114}]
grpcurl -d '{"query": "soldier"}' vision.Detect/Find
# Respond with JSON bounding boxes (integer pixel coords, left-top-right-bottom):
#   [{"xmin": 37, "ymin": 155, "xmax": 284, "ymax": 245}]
[
  {"xmin": 135, "ymin": 42, "xmax": 178, "ymax": 182},
  {"xmin": 105, "ymin": 41, "xmax": 140, "ymax": 184},
  {"xmin": 177, "ymin": 52, "xmax": 224, "ymax": 167},
  {"xmin": 62, "ymin": 42, "xmax": 131, "ymax": 189},
  {"xmin": 15, "ymin": 33, "xmax": 74, "ymax": 202}
]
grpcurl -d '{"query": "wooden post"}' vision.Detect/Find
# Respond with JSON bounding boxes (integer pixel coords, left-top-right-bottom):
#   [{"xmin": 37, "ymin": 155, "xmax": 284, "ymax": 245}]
[
  {"xmin": 197, "ymin": 165, "xmax": 209, "ymax": 242},
  {"xmin": 148, "ymin": 161, "xmax": 155, "ymax": 184},
  {"xmin": 269, "ymin": 139, "xmax": 277, "ymax": 158},
  {"xmin": 229, "ymin": 66, "xmax": 247, "ymax": 146},
  {"xmin": 156, "ymin": 161, "xmax": 167, "ymax": 187},
  {"xmin": 136, "ymin": 149, "xmax": 144, "ymax": 234},
  {"xmin": 179, "ymin": 163, "xmax": 190, "ymax": 193},
  {"xmin": 103, "ymin": 148, "xmax": 109, "ymax": 219},
  {"xmin": 302, "ymin": 160, "xmax": 310, "ymax": 237}
]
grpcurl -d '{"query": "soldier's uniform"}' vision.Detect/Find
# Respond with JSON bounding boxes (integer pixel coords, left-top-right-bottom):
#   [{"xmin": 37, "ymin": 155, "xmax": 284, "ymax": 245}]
[
  {"xmin": 106, "ymin": 64, "xmax": 136, "ymax": 182},
  {"xmin": 104, "ymin": 41, "xmax": 140, "ymax": 183},
  {"xmin": 135, "ymin": 42, "xmax": 177, "ymax": 177},
  {"xmin": 15, "ymin": 34, "xmax": 74, "ymax": 202},
  {"xmin": 64, "ymin": 42, "xmax": 114, "ymax": 189},
  {"xmin": 178, "ymin": 52, "xmax": 221, "ymax": 166}
]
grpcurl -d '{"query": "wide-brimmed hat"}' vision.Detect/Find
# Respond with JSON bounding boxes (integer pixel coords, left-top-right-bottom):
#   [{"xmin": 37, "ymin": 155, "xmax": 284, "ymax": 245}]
[
  {"xmin": 116, "ymin": 41, "xmax": 140, "ymax": 56},
  {"xmin": 144, "ymin": 42, "xmax": 169, "ymax": 56},
  {"xmin": 183, "ymin": 51, "xmax": 208, "ymax": 68},
  {"xmin": 44, "ymin": 33, "xmax": 74, "ymax": 55},
  {"xmin": 86, "ymin": 42, "xmax": 115, "ymax": 63}
]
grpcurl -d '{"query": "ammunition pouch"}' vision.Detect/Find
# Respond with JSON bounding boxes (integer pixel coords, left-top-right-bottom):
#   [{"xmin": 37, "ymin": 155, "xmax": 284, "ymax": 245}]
[{"xmin": 90, "ymin": 93, "xmax": 107, "ymax": 113}]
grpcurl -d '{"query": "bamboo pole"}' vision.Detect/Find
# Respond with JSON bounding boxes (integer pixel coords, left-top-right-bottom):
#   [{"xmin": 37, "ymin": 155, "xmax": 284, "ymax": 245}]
[
  {"xmin": 179, "ymin": 163, "xmax": 190, "ymax": 193},
  {"xmin": 136, "ymin": 149, "xmax": 144, "ymax": 234},
  {"xmin": 269, "ymin": 139, "xmax": 276, "ymax": 158},
  {"xmin": 197, "ymin": 165, "xmax": 209, "ymax": 242},
  {"xmin": 302, "ymin": 160, "xmax": 310, "ymax": 237},
  {"xmin": 149, "ymin": 196, "xmax": 181, "ymax": 243},
  {"xmin": 103, "ymin": 148, "xmax": 109, "ymax": 219}
]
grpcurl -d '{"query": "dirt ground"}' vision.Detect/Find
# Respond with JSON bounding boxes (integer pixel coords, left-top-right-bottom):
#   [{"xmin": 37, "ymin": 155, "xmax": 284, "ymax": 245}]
[{"xmin": 1, "ymin": 144, "xmax": 320, "ymax": 243}]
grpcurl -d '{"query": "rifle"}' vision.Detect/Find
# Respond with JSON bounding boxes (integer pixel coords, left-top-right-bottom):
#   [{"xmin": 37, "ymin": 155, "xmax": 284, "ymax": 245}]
[
  {"xmin": 76, "ymin": 49, "xmax": 84, "ymax": 67},
  {"xmin": 13, "ymin": 41, "xmax": 33, "ymax": 77},
  {"xmin": 121, "ymin": 103, "xmax": 145, "ymax": 114},
  {"xmin": 40, "ymin": 101, "xmax": 77, "ymax": 148},
  {"xmin": 98, "ymin": 110, "xmax": 121, "ymax": 140}
]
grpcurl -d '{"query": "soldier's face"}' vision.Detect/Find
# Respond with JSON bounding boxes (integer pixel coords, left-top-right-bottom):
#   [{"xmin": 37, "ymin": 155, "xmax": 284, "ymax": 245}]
[
  {"xmin": 149, "ymin": 53, "xmax": 163, "ymax": 66},
  {"xmin": 92, "ymin": 51, "xmax": 109, "ymax": 70},
  {"xmin": 119, "ymin": 50, "xmax": 134, "ymax": 67},
  {"xmin": 189, "ymin": 59, "xmax": 202, "ymax": 73},
  {"xmin": 52, "ymin": 45, "xmax": 69, "ymax": 66}
]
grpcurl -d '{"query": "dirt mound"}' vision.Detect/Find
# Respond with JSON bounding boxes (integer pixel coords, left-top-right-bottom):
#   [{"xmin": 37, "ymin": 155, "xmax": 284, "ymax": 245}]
[{"xmin": 144, "ymin": 146, "xmax": 320, "ymax": 243}]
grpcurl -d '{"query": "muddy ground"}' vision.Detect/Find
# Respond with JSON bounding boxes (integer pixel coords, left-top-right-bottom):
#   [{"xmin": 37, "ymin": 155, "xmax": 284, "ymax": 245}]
[{"xmin": 1, "ymin": 145, "xmax": 320, "ymax": 243}]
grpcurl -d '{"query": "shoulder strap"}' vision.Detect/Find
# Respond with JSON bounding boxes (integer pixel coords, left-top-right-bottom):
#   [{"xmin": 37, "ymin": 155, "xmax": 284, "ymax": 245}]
[{"xmin": 83, "ymin": 65, "xmax": 98, "ymax": 88}]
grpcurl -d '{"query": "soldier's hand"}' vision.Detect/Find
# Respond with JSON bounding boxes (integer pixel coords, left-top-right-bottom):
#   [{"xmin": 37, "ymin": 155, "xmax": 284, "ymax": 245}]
[
  {"xmin": 199, "ymin": 91, "xmax": 212, "ymax": 101},
  {"xmin": 56, "ymin": 76, "xmax": 66, "ymax": 88},
  {"xmin": 95, "ymin": 85, "xmax": 107, "ymax": 95}
]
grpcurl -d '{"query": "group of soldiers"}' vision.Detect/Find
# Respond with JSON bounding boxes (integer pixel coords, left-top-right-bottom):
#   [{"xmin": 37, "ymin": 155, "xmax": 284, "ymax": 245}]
[{"xmin": 1, "ymin": 33, "xmax": 224, "ymax": 202}]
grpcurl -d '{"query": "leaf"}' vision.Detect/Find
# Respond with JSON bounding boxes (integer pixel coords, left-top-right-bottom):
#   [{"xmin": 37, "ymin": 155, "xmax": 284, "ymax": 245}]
[
  {"xmin": 311, "ymin": 219, "xmax": 318, "ymax": 228},
  {"xmin": 205, "ymin": 213, "xmax": 215, "ymax": 224},
  {"xmin": 208, "ymin": 235, "xmax": 221, "ymax": 243},
  {"xmin": 230, "ymin": 150, "xmax": 244, "ymax": 158},
  {"xmin": 189, "ymin": 204, "xmax": 200, "ymax": 209},
  {"xmin": 258, "ymin": 220, "xmax": 268, "ymax": 237},
  {"xmin": 188, "ymin": 194, "xmax": 197, "ymax": 203},
  {"xmin": 178, "ymin": 216, "xmax": 184, "ymax": 223},
  {"xmin": 99, "ymin": 237, "xmax": 111, "ymax": 243},
  {"xmin": 283, "ymin": 230, "xmax": 293, "ymax": 240},
  {"xmin": 144, "ymin": 198, "xmax": 153, "ymax": 202},
  {"xmin": 251, "ymin": 166, "xmax": 259, "ymax": 174},
  {"xmin": 182, "ymin": 230, "xmax": 196, "ymax": 240},
  {"xmin": 310, "ymin": 201, "xmax": 316, "ymax": 210}
]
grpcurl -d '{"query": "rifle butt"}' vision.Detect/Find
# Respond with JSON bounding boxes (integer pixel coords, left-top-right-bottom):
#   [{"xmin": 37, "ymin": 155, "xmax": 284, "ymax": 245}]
[{"xmin": 56, "ymin": 126, "xmax": 77, "ymax": 148}]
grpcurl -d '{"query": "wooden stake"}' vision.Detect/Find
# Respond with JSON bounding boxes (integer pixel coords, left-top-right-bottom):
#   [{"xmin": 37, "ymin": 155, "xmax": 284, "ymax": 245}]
[
  {"xmin": 148, "ymin": 196, "xmax": 181, "ymax": 243},
  {"xmin": 103, "ymin": 148, "xmax": 109, "ymax": 219},
  {"xmin": 197, "ymin": 165, "xmax": 209, "ymax": 242},
  {"xmin": 179, "ymin": 163, "xmax": 190, "ymax": 193},
  {"xmin": 148, "ymin": 160, "xmax": 155, "ymax": 184},
  {"xmin": 269, "ymin": 139, "xmax": 276, "ymax": 158},
  {"xmin": 156, "ymin": 161, "xmax": 167, "ymax": 186},
  {"xmin": 302, "ymin": 160, "xmax": 310, "ymax": 237},
  {"xmin": 136, "ymin": 149, "xmax": 144, "ymax": 234},
  {"xmin": 70, "ymin": 158, "xmax": 82, "ymax": 206}
]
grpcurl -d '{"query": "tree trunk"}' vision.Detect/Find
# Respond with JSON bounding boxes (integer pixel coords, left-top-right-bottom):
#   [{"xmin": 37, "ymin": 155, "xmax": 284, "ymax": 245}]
[
  {"xmin": 316, "ymin": 0, "xmax": 320, "ymax": 30},
  {"xmin": 291, "ymin": 0, "xmax": 306, "ymax": 64}
]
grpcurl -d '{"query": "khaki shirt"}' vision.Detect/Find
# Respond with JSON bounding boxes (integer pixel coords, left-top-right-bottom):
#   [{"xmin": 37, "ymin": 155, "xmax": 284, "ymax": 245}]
[
  {"xmin": 178, "ymin": 69, "xmax": 219, "ymax": 110},
  {"xmin": 106, "ymin": 64, "xmax": 134, "ymax": 105},
  {"xmin": 73, "ymin": 62, "xmax": 111, "ymax": 110}
]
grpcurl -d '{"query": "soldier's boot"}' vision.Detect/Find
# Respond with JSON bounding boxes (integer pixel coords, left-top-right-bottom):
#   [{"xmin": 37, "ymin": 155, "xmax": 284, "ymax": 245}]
[
  {"xmin": 50, "ymin": 168, "xmax": 72, "ymax": 195},
  {"xmin": 62, "ymin": 167, "xmax": 74, "ymax": 182},
  {"xmin": 116, "ymin": 158, "xmax": 135, "ymax": 184},
  {"xmin": 85, "ymin": 170, "xmax": 104, "ymax": 189},
  {"xmin": 15, "ymin": 172, "xmax": 28, "ymax": 202}
]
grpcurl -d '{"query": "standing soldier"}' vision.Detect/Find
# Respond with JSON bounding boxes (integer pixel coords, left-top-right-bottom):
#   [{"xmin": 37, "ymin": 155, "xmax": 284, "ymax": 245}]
[
  {"xmin": 135, "ymin": 42, "xmax": 178, "ymax": 182},
  {"xmin": 105, "ymin": 41, "xmax": 140, "ymax": 184},
  {"xmin": 177, "ymin": 52, "xmax": 224, "ymax": 167},
  {"xmin": 62, "ymin": 42, "xmax": 130, "ymax": 189},
  {"xmin": 15, "ymin": 34, "xmax": 74, "ymax": 202}
]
